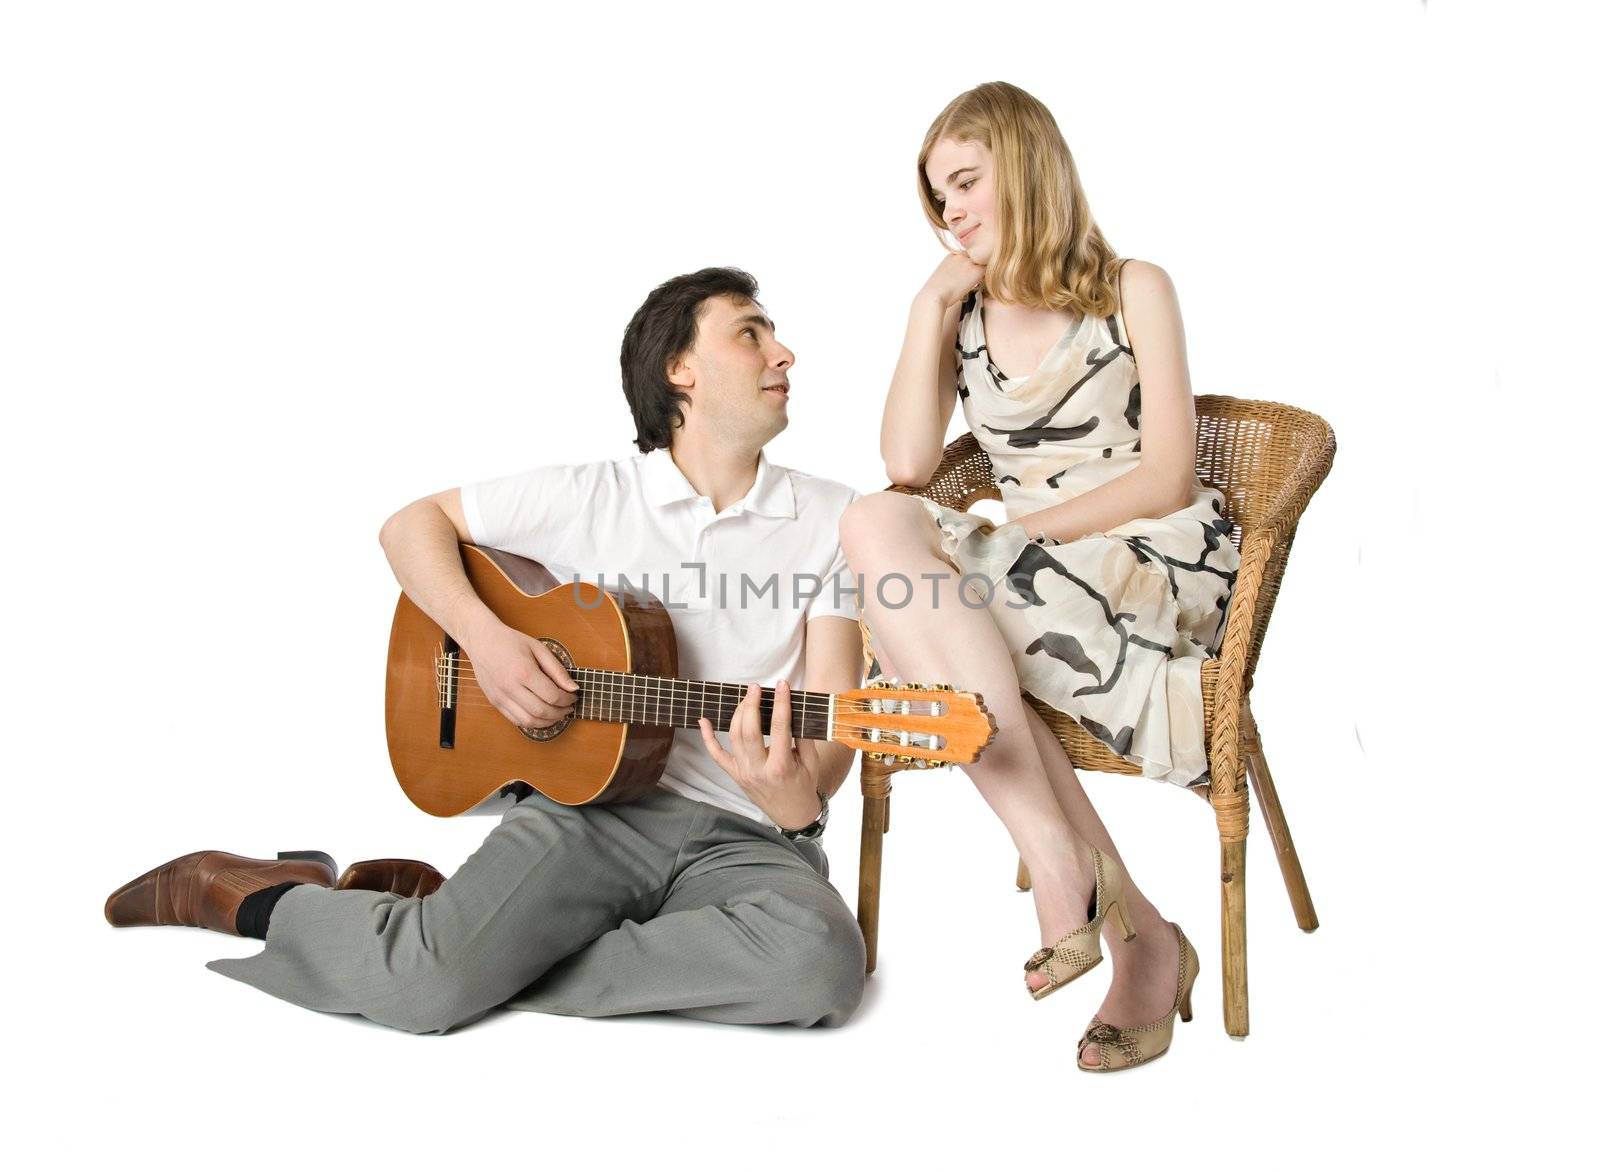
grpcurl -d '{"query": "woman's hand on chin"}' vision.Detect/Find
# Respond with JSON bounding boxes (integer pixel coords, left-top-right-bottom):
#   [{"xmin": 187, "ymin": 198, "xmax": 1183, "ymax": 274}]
[{"xmin": 919, "ymin": 251, "xmax": 986, "ymax": 309}]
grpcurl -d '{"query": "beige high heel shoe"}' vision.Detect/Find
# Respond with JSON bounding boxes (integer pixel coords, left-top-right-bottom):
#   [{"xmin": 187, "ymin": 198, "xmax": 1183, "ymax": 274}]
[
  {"xmin": 1076, "ymin": 923, "xmax": 1200, "ymax": 1072},
  {"xmin": 1023, "ymin": 846, "xmax": 1137, "ymax": 1001}
]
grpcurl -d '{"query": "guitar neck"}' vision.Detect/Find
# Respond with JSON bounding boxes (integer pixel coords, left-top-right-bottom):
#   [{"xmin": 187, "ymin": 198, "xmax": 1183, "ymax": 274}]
[{"xmin": 570, "ymin": 667, "xmax": 834, "ymax": 741}]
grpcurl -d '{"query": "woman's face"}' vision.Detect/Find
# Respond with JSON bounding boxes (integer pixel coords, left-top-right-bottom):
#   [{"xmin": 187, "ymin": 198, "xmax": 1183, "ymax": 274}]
[{"xmin": 924, "ymin": 137, "xmax": 997, "ymax": 263}]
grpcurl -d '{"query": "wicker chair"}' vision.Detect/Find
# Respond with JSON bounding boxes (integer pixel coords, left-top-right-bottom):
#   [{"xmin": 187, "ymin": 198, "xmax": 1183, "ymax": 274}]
[{"xmin": 855, "ymin": 394, "xmax": 1336, "ymax": 1038}]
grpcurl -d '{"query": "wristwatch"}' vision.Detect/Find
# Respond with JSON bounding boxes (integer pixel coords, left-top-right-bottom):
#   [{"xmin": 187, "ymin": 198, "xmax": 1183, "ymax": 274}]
[{"xmin": 780, "ymin": 790, "xmax": 829, "ymax": 843}]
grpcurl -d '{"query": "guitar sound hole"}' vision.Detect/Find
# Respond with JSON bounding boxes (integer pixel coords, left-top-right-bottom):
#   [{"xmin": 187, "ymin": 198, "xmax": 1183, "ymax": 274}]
[
  {"xmin": 520, "ymin": 714, "xmax": 573, "ymax": 741},
  {"xmin": 519, "ymin": 637, "xmax": 577, "ymax": 741}
]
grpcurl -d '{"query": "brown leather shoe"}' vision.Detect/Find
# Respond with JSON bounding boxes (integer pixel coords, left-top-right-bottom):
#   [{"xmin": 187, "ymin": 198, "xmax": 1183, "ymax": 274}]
[
  {"xmin": 104, "ymin": 850, "xmax": 338, "ymax": 935},
  {"xmin": 335, "ymin": 857, "xmax": 445, "ymax": 898}
]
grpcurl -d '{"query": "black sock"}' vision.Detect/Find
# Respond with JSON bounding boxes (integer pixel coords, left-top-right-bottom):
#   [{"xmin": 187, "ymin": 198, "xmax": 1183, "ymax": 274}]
[{"xmin": 235, "ymin": 882, "xmax": 300, "ymax": 940}]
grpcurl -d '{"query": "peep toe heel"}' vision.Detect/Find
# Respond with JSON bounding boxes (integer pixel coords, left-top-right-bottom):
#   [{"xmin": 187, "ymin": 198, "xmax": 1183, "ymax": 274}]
[
  {"xmin": 1022, "ymin": 846, "xmax": 1136, "ymax": 1001},
  {"xmin": 1077, "ymin": 923, "xmax": 1201, "ymax": 1072}
]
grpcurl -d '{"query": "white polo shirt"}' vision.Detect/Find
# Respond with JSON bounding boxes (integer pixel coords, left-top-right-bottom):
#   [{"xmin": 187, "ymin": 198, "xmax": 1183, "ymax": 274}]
[{"xmin": 460, "ymin": 446, "xmax": 861, "ymax": 825}]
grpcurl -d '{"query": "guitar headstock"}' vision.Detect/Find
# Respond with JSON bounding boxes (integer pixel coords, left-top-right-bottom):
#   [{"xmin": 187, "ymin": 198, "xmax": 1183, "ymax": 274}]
[{"xmin": 833, "ymin": 680, "xmax": 996, "ymax": 768}]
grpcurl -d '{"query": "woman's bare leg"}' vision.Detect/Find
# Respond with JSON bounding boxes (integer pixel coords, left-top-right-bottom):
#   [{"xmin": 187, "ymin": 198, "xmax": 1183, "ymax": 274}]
[
  {"xmin": 1020, "ymin": 703, "xmax": 1182, "ymax": 1064},
  {"xmin": 840, "ymin": 493, "xmax": 1097, "ymax": 951},
  {"xmin": 843, "ymin": 492, "xmax": 1184, "ymax": 1062}
]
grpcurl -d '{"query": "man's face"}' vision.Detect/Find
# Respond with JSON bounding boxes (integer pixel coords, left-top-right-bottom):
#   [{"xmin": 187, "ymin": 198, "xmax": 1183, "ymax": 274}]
[{"xmin": 668, "ymin": 293, "xmax": 796, "ymax": 445}]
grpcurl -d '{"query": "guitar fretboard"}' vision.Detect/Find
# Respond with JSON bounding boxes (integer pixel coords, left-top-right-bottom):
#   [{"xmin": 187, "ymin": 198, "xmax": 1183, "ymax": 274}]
[{"xmin": 571, "ymin": 668, "xmax": 832, "ymax": 741}]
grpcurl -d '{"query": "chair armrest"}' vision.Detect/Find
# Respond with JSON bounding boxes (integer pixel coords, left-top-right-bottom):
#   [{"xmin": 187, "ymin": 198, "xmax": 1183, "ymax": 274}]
[
  {"xmin": 1254, "ymin": 423, "xmax": 1338, "ymax": 544},
  {"xmin": 1205, "ymin": 420, "xmax": 1336, "ymax": 839},
  {"xmin": 882, "ymin": 433, "xmax": 1001, "ymax": 511},
  {"xmin": 1206, "ymin": 526, "xmax": 1274, "ymax": 840}
]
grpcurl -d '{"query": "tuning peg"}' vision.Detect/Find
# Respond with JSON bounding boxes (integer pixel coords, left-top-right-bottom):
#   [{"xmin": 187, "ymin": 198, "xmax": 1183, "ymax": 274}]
[{"xmin": 895, "ymin": 754, "xmax": 915, "ymax": 765}]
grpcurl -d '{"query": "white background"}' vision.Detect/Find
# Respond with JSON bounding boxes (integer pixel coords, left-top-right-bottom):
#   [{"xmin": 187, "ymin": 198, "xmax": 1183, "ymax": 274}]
[{"xmin": 3, "ymin": 1, "xmax": 1593, "ymax": 1167}]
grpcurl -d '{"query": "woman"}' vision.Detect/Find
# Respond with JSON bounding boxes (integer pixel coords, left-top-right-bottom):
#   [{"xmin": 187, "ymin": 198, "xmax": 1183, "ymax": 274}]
[{"xmin": 840, "ymin": 81, "xmax": 1238, "ymax": 1071}]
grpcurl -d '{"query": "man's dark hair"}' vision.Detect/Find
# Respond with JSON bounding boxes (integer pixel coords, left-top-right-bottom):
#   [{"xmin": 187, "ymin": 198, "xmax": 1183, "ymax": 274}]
[{"xmin": 620, "ymin": 266, "xmax": 761, "ymax": 453}]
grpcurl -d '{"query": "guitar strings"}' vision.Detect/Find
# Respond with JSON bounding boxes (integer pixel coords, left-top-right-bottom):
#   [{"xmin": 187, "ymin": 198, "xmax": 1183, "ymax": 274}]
[
  {"xmin": 427, "ymin": 695, "xmax": 944, "ymax": 743},
  {"xmin": 442, "ymin": 660, "xmax": 943, "ymax": 708},
  {"xmin": 433, "ymin": 686, "xmax": 950, "ymax": 727},
  {"xmin": 435, "ymin": 662, "xmax": 949, "ymax": 715},
  {"xmin": 428, "ymin": 677, "xmax": 951, "ymax": 743},
  {"xmin": 427, "ymin": 652, "xmax": 966, "ymax": 749},
  {"xmin": 435, "ymin": 678, "xmax": 947, "ymax": 723}
]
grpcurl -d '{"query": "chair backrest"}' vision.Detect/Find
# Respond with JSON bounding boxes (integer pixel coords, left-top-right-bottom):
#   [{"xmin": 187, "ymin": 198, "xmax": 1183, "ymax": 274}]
[
  {"xmin": 903, "ymin": 394, "xmax": 1336, "ymax": 691},
  {"xmin": 1193, "ymin": 395, "xmax": 1332, "ymax": 545},
  {"xmin": 1193, "ymin": 396, "xmax": 1336, "ymax": 688}
]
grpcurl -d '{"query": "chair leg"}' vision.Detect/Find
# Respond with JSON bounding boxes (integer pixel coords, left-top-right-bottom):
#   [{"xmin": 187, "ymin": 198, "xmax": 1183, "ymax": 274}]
[
  {"xmin": 1015, "ymin": 857, "xmax": 1031, "ymax": 891},
  {"xmin": 1210, "ymin": 761, "xmax": 1251, "ymax": 1039},
  {"xmin": 1221, "ymin": 837, "xmax": 1249, "ymax": 1038},
  {"xmin": 1243, "ymin": 716, "xmax": 1319, "ymax": 932},
  {"xmin": 858, "ymin": 757, "xmax": 893, "ymax": 975}
]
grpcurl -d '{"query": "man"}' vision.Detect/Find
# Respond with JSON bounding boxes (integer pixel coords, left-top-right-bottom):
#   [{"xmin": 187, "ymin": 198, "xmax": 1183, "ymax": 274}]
[{"xmin": 104, "ymin": 267, "xmax": 869, "ymax": 1034}]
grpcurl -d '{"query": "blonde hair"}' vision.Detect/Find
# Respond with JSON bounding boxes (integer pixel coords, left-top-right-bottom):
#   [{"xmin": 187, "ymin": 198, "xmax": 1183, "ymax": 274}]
[{"xmin": 918, "ymin": 81, "xmax": 1123, "ymax": 316}]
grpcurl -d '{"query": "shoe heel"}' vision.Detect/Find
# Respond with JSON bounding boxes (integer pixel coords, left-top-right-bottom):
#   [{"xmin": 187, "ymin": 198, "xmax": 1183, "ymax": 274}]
[
  {"xmin": 277, "ymin": 850, "xmax": 337, "ymax": 874},
  {"xmin": 1179, "ymin": 986, "xmax": 1194, "ymax": 1023},
  {"xmin": 1108, "ymin": 899, "xmax": 1137, "ymax": 943}
]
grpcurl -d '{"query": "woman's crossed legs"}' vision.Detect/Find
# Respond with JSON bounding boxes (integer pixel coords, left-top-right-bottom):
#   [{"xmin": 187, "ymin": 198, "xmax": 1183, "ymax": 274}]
[{"xmin": 841, "ymin": 491, "xmax": 1181, "ymax": 1062}]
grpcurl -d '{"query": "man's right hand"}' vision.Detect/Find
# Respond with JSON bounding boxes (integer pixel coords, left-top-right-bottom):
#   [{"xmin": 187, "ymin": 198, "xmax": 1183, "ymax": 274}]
[{"xmin": 463, "ymin": 618, "xmax": 580, "ymax": 730}]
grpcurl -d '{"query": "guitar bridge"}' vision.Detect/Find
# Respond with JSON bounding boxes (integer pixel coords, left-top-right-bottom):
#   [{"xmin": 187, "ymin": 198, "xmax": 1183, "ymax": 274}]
[{"xmin": 435, "ymin": 638, "xmax": 459, "ymax": 749}]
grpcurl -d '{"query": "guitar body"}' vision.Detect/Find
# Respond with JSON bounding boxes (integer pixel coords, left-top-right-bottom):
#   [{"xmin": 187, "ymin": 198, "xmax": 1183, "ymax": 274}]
[{"xmin": 385, "ymin": 546, "xmax": 678, "ymax": 816}]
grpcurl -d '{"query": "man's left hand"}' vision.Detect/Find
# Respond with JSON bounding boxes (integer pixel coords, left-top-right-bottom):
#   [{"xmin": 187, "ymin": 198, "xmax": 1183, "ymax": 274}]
[{"xmin": 698, "ymin": 681, "xmax": 823, "ymax": 831}]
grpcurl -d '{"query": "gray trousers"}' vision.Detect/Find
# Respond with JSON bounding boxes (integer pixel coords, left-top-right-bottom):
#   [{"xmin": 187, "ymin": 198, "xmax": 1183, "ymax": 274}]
[{"xmin": 206, "ymin": 788, "xmax": 867, "ymax": 1035}]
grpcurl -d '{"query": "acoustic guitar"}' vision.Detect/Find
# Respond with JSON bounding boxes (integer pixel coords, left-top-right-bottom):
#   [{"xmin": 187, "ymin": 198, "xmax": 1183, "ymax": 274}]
[{"xmin": 385, "ymin": 545, "xmax": 996, "ymax": 816}]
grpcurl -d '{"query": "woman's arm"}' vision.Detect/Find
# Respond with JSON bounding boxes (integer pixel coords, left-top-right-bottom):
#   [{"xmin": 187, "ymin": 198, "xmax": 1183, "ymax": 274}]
[
  {"xmin": 880, "ymin": 254, "xmax": 984, "ymax": 485},
  {"xmin": 1008, "ymin": 260, "xmax": 1199, "ymax": 541}
]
